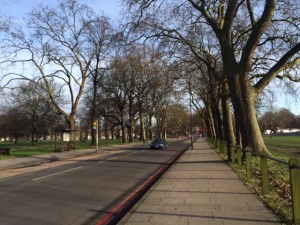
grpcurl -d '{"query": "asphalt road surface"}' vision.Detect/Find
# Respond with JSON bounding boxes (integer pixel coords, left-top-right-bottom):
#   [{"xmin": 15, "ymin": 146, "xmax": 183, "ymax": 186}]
[{"xmin": 0, "ymin": 139, "xmax": 189, "ymax": 225}]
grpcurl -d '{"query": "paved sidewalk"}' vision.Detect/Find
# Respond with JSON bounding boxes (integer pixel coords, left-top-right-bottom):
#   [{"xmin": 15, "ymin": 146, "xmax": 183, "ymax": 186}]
[{"xmin": 119, "ymin": 139, "xmax": 281, "ymax": 225}]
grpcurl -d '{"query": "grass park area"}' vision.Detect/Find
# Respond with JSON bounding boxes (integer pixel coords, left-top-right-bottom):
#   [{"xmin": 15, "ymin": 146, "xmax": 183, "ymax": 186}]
[
  {"xmin": 0, "ymin": 139, "xmax": 132, "ymax": 160},
  {"xmin": 1, "ymin": 135, "xmax": 299, "ymax": 161},
  {"xmin": 263, "ymin": 135, "xmax": 300, "ymax": 158}
]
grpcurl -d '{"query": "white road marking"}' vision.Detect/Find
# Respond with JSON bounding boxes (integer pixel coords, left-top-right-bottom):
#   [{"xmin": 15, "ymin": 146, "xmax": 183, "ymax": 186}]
[
  {"xmin": 108, "ymin": 156, "xmax": 119, "ymax": 160},
  {"xmin": 99, "ymin": 150, "xmax": 142, "ymax": 163},
  {"xmin": 33, "ymin": 166, "xmax": 83, "ymax": 181},
  {"xmin": 128, "ymin": 151, "xmax": 140, "ymax": 155}
]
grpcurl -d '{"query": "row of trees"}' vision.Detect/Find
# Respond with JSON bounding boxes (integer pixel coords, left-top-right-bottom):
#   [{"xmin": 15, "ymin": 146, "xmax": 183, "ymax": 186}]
[
  {"xmin": 124, "ymin": 0, "xmax": 300, "ymax": 156},
  {"xmin": 84, "ymin": 45, "xmax": 175, "ymax": 143},
  {"xmin": 0, "ymin": 0, "xmax": 199, "ymax": 144},
  {"xmin": 258, "ymin": 108, "xmax": 300, "ymax": 133},
  {"xmin": 0, "ymin": 0, "xmax": 112, "ymax": 141},
  {"xmin": 1, "ymin": 0, "xmax": 299, "ymax": 156},
  {"xmin": 0, "ymin": 76, "xmax": 195, "ymax": 143},
  {"xmin": 0, "ymin": 83, "xmax": 64, "ymax": 143}
]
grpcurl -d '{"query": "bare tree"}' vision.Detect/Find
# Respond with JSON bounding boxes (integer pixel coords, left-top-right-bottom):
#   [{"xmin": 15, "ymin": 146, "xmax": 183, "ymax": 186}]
[
  {"xmin": 85, "ymin": 15, "xmax": 113, "ymax": 145},
  {"xmin": 259, "ymin": 107, "xmax": 298, "ymax": 134},
  {"xmin": 98, "ymin": 58, "xmax": 129, "ymax": 143},
  {"xmin": 125, "ymin": 0, "xmax": 300, "ymax": 154},
  {"xmin": 0, "ymin": 107, "xmax": 30, "ymax": 143},
  {"xmin": 125, "ymin": 0, "xmax": 236, "ymax": 155},
  {"xmin": 90, "ymin": 43, "xmax": 174, "ymax": 142},
  {"xmin": 0, "ymin": 0, "xmax": 110, "ymax": 140},
  {"xmin": 11, "ymin": 82, "xmax": 53, "ymax": 144},
  {"xmin": 165, "ymin": 104, "xmax": 189, "ymax": 138}
]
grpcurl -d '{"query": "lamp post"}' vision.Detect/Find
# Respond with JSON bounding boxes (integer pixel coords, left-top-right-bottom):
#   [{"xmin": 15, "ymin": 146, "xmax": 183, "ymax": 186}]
[{"xmin": 174, "ymin": 77, "xmax": 194, "ymax": 149}]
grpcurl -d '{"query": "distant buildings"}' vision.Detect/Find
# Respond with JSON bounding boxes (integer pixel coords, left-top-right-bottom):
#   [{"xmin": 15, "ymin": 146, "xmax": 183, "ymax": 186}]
[{"xmin": 263, "ymin": 128, "xmax": 300, "ymax": 135}]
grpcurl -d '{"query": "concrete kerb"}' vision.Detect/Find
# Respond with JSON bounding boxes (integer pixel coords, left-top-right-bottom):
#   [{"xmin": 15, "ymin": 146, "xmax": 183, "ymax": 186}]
[
  {"xmin": 96, "ymin": 142, "xmax": 192, "ymax": 225},
  {"xmin": 117, "ymin": 143, "xmax": 196, "ymax": 225}
]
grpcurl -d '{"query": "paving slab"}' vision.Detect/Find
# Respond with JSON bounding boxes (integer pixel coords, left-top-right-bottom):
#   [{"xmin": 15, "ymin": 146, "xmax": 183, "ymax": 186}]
[{"xmin": 119, "ymin": 139, "xmax": 281, "ymax": 225}]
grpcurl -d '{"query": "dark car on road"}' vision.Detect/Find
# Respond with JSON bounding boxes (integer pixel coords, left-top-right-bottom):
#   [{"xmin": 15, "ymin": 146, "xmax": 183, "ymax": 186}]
[{"xmin": 150, "ymin": 138, "xmax": 167, "ymax": 149}]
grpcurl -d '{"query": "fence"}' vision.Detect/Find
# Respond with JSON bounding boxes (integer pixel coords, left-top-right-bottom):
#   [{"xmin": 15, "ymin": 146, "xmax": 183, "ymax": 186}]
[{"xmin": 208, "ymin": 138, "xmax": 300, "ymax": 225}]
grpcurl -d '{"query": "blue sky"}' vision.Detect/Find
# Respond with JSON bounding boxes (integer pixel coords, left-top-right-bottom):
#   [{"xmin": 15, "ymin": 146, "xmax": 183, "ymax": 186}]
[
  {"xmin": 266, "ymin": 82, "xmax": 300, "ymax": 116},
  {"xmin": 1, "ymin": 0, "xmax": 299, "ymax": 116},
  {"xmin": 0, "ymin": 0, "xmax": 122, "ymax": 21}
]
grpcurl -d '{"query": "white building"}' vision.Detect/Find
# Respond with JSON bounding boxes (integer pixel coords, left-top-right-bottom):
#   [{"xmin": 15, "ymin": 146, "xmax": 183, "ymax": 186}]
[{"xmin": 263, "ymin": 128, "xmax": 300, "ymax": 135}]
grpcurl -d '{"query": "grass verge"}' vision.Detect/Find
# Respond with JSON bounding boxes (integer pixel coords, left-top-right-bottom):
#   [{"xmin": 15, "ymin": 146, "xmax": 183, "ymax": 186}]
[{"xmin": 0, "ymin": 139, "xmax": 141, "ymax": 160}]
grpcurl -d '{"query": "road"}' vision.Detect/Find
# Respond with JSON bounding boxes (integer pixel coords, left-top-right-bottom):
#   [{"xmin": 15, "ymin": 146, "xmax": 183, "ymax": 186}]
[{"xmin": 0, "ymin": 139, "xmax": 189, "ymax": 225}]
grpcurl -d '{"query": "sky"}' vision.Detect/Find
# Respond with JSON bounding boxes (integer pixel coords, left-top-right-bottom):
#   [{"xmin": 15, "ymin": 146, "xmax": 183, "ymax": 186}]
[
  {"xmin": 259, "ymin": 81, "xmax": 300, "ymax": 116},
  {"xmin": 0, "ymin": 0, "xmax": 122, "ymax": 21},
  {"xmin": 1, "ymin": 0, "xmax": 299, "ymax": 116},
  {"xmin": 0, "ymin": 0, "xmax": 123, "ymax": 113}
]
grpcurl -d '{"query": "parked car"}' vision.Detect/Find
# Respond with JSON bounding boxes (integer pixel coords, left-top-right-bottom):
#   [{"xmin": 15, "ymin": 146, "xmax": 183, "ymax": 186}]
[{"xmin": 150, "ymin": 138, "xmax": 167, "ymax": 149}]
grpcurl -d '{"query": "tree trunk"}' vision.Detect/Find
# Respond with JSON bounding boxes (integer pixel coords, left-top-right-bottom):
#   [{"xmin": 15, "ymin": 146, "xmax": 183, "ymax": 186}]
[
  {"xmin": 211, "ymin": 99, "xmax": 223, "ymax": 140},
  {"xmin": 139, "ymin": 101, "xmax": 146, "ymax": 143},
  {"xmin": 128, "ymin": 101, "xmax": 134, "ymax": 142},
  {"xmin": 207, "ymin": 106, "xmax": 216, "ymax": 138},
  {"xmin": 104, "ymin": 118, "xmax": 109, "ymax": 140},
  {"xmin": 234, "ymin": 111, "xmax": 241, "ymax": 147},
  {"xmin": 228, "ymin": 73, "xmax": 270, "ymax": 154},
  {"xmin": 162, "ymin": 111, "xmax": 167, "ymax": 139},
  {"xmin": 31, "ymin": 123, "xmax": 35, "ymax": 146},
  {"xmin": 148, "ymin": 115, "xmax": 153, "ymax": 140},
  {"xmin": 67, "ymin": 115, "xmax": 76, "ymax": 142},
  {"xmin": 175, "ymin": 127, "xmax": 179, "ymax": 138},
  {"xmin": 14, "ymin": 134, "xmax": 18, "ymax": 144},
  {"xmin": 110, "ymin": 127, "xmax": 114, "ymax": 140},
  {"xmin": 221, "ymin": 82, "xmax": 236, "ymax": 160},
  {"xmin": 121, "ymin": 111, "xmax": 127, "ymax": 143},
  {"xmin": 139, "ymin": 114, "xmax": 146, "ymax": 142},
  {"xmin": 91, "ymin": 74, "xmax": 98, "ymax": 146},
  {"xmin": 128, "ymin": 121, "xmax": 134, "ymax": 142}
]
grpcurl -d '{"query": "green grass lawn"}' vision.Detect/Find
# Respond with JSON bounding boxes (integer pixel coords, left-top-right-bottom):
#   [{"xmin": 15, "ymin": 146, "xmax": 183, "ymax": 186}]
[
  {"xmin": 263, "ymin": 135, "xmax": 300, "ymax": 148},
  {"xmin": 0, "ymin": 139, "xmax": 139, "ymax": 160},
  {"xmin": 263, "ymin": 135, "xmax": 300, "ymax": 161}
]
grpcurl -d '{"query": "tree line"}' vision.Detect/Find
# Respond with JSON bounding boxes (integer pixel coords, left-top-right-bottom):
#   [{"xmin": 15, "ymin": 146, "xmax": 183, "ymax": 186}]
[
  {"xmin": 0, "ymin": 0, "xmax": 299, "ymax": 156},
  {"xmin": 81, "ymin": 44, "xmax": 196, "ymax": 144},
  {"xmin": 124, "ymin": 0, "xmax": 300, "ymax": 157},
  {"xmin": 258, "ymin": 108, "xmax": 300, "ymax": 133}
]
